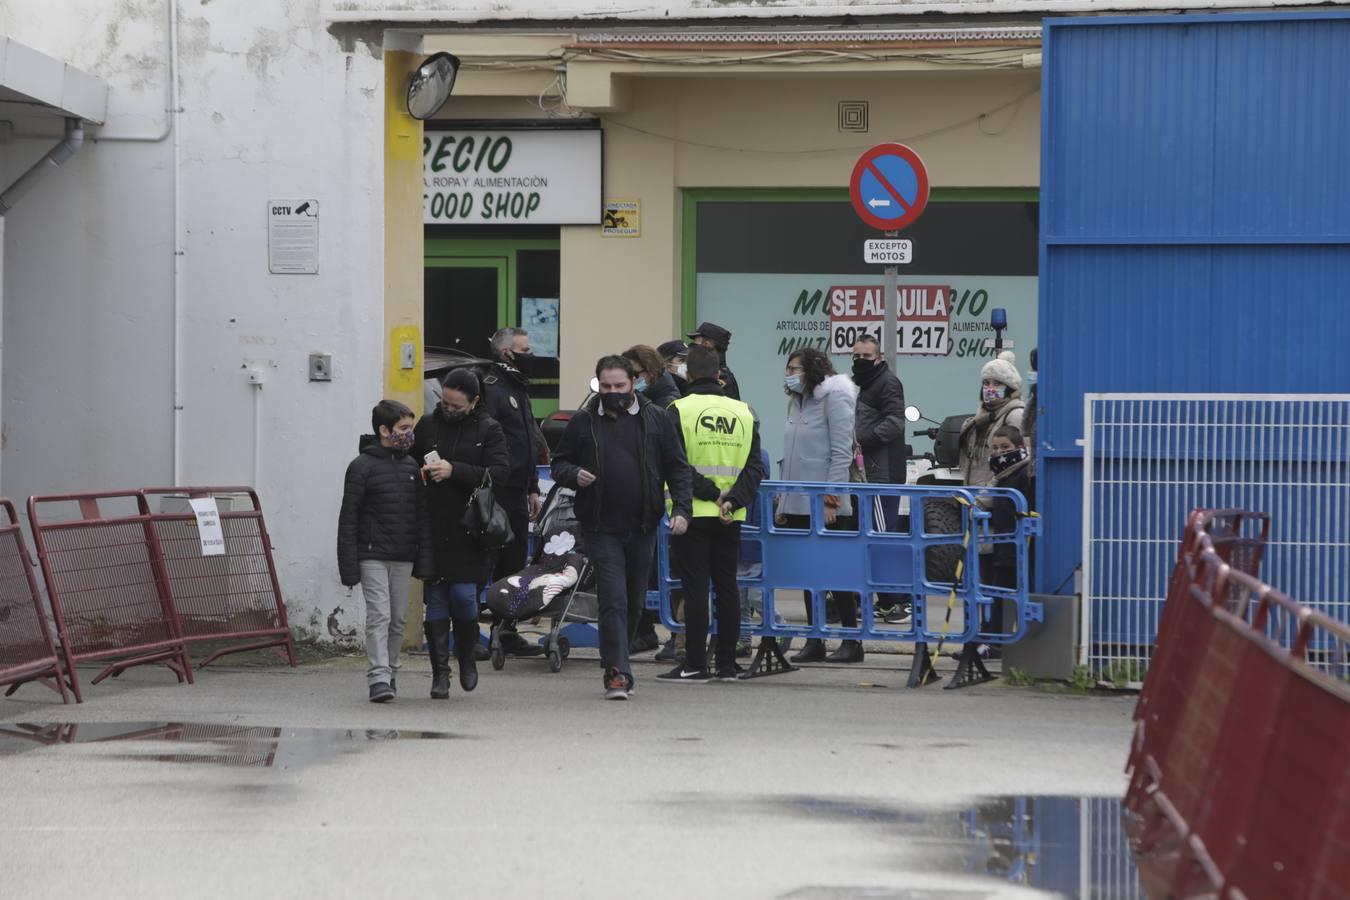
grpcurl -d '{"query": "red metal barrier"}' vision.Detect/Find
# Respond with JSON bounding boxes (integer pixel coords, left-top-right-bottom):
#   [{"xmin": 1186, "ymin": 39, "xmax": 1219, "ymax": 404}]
[
  {"xmin": 1125, "ymin": 509, "xmax": 1350, "ymax": 899},
  {"xmin": 27, "ymin": 492, "xmax": 194, "ymax": 703},
  {"xmin": 140, "ymin": 488, "xmax": 296, "ymax": 668},
  {"xmin": 1128, "ymin": 510, "xmax": 1269, "ymax": 780},
  {"xmin": 0, "ymin": 499, "xmax": 70, "ymax": 703}
]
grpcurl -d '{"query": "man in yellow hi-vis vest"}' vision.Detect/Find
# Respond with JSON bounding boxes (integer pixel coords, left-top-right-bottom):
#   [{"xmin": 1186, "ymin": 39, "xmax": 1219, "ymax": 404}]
[{"xmin": 657, "ymin": 345, "xmax": 764, "ymax": 683}]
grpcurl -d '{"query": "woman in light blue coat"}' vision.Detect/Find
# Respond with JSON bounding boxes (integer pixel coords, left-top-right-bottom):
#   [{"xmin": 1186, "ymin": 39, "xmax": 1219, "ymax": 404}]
[{"xmin": 775, "ymin": 347, "xmax": 865, "ymax": 664}]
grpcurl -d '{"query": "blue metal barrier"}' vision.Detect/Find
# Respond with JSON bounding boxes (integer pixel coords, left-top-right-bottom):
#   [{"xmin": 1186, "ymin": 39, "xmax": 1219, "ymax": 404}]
[{"xmin": 652, "ymin": 480, "xmax": 1041, "ymax": 688}]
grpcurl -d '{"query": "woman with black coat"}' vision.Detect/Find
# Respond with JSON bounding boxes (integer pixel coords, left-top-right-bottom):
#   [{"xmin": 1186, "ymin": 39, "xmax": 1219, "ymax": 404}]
[{"xmin": 412, "ymin": 368, "xmax": 511, "ymax": 699}]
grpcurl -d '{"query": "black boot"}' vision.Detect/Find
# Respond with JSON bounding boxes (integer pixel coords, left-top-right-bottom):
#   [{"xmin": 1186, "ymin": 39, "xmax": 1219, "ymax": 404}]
[
  {"xmin": 791, "ymin": 639, "xmax": 826, "ymax": 663},
  {"xmin": 425, "ymin": 620, "xmax": 451, "ymax": 699},
  {"xmin": 827, "ymin": 640, "xmax": 864, "ymax": 663},
  {"xmin": 453, "ymin": 619, "xmax": 479, "ymax": 692}
]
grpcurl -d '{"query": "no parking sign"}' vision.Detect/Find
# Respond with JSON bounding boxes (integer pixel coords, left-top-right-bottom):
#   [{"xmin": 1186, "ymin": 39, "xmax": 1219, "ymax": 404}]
[{"xmin": 849, "ymin": 143, "xmax": 930, "ymax": 232}]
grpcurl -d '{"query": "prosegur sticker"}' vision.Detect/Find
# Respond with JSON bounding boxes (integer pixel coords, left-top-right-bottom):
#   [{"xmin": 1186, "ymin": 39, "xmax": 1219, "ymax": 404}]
[{"xmin": 602, "ymin": 199, "xmax": 640, "ymax": 237}]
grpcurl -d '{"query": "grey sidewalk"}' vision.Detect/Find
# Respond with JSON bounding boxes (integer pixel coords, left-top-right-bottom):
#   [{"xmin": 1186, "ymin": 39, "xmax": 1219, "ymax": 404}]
[{"xmin": 1, "ymin": 653, "xmax": 1137, "ymax": 899}]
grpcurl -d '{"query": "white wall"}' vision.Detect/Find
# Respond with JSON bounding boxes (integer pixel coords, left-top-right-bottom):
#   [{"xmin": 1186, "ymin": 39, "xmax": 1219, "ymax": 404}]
[{"xmin": 0, "ymin": 1, "xmax": 386, "ymax": 641}]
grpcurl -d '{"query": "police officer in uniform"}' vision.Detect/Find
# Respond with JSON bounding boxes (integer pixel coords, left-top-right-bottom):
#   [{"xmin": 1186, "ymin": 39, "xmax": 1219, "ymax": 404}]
[
  {"xmin": 482, "ymin": 327, "xmax": 544, "ymax": 657},
  {"xmin": 657, "ymin": 344, "xmax": 764, "ymax": 683},
  {"xmin": 687, "ymin": 322, "xmax": 741, "ymax": 401}
]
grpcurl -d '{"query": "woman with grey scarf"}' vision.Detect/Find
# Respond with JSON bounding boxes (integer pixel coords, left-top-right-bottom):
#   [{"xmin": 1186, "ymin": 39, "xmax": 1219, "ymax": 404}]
[{"xmin": 958, "ymin": 351, "xmax": 1026, "ymax": 488}]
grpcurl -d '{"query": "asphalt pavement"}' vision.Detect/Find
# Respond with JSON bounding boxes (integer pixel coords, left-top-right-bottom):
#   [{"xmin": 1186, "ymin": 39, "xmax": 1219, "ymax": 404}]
[{"xmin": 0, "ymin": 649, "xmax": 1138, "ymax": 899}]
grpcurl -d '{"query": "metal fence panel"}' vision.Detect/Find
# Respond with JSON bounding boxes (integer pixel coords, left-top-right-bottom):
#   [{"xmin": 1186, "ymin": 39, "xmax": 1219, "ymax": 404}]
[
  {"xmin": 28, "ymin": 492, "xmax": 194, "ymax": 702},
  {"xmin": 142, "ymin": 488, "xmax": 296, "ymax": 668},
  {"xmin": 0, "ymin": 499, "xmax": 69, "ymax": 702},
  {"xmin": 1082, "ymin": 394, "xmax": 1350, "ymax": 674}
]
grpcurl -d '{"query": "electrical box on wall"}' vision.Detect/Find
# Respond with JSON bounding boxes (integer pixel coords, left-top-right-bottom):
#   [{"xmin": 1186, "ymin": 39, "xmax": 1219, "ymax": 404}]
[{"xmin": 309, "ymin": 353, "xmax": 333, "ymax": 382}]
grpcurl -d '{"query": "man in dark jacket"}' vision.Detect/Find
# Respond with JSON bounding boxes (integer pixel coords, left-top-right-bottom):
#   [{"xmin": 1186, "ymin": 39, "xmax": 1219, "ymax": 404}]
[
  {"xmin": 851, "ymin": 335, "xmax": 911, "ymax": 625},
  {"xmin": 687, "ymin": 322, "xmax": 740, "ymax": 400},
  {"xmin": 551, "ymin": 355, "xmax": 693, "ymax": 700},
  {"xmin": 482, "ymin": 327, "xmax": 543, "ymax": 655},
  {"xmin": 338, "ymin": 400, "xmax": 434, "ymax": 703}
]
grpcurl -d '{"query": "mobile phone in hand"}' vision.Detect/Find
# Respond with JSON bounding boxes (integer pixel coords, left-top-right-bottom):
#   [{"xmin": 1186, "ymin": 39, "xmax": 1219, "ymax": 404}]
[{"xmin": 423, "ymin": 450, "xmax": 442, "ymax": 466}]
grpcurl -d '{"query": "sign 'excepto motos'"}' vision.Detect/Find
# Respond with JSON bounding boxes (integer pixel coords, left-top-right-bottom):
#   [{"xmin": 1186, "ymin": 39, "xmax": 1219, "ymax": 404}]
[{"xmin": 422, "ymin": 129, "xmax": 602, "ymax": 225}]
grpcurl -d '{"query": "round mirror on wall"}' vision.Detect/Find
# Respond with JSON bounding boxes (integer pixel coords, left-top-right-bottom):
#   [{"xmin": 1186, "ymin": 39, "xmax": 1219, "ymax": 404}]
[{"xmin": 407, "ymin": 52, "xmax": 460, "ymax": 120}]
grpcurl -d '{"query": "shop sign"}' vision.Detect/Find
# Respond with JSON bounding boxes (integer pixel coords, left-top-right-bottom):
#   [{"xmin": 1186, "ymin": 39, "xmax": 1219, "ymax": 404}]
[
  {"xmin": 422, "ymin": 129, "xmax": 602, "ymax": 225},
  {"xmin": 828, "ymin": 283, "xmax": 952, "ymax": 356}
]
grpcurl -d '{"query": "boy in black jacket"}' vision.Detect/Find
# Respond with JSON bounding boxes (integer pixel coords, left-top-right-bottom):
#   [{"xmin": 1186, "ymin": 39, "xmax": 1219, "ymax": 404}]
[{"xmin": 338, "ymin": 400, "xmax": 434, "ymax": 703}]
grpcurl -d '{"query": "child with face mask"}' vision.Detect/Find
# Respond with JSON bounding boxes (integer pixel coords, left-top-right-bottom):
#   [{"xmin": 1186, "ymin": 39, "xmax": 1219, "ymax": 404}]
[
  {"xmin": 337, "ymin": 400, "xmax": 435, "ymax": 703},
  {"xmin": 985, "ymin": 425, "xmax": 1034, "ymax": 640}
]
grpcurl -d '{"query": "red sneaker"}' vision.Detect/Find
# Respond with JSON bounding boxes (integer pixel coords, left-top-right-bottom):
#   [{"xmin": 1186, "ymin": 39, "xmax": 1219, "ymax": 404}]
[{"xmin": 604, "ymin": 667, "xmax": 632, "ymax": 701}]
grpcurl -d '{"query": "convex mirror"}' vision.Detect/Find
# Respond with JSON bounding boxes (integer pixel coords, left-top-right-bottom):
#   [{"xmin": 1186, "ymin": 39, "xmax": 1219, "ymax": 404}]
[{"xmin": 407, "ymin": 52, "xmax": 460, "ymax": 120}]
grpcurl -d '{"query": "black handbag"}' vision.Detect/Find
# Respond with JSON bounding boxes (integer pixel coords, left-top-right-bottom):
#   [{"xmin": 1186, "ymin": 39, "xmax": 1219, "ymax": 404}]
[{"xmin": 461, "ymin": 473, "xmax": 514, "ymax": 550}]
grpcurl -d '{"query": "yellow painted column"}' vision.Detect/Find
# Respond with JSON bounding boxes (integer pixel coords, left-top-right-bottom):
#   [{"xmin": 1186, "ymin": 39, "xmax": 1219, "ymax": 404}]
[{"xmin": 384, "ymin": 41, "xmax": 428, "ymax": 645}]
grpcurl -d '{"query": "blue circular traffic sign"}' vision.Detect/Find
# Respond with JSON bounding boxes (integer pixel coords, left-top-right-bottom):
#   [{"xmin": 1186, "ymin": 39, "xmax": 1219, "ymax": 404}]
[{"xmin": 849, "ymin": 143, "xmax": 930, "ymax": 231}]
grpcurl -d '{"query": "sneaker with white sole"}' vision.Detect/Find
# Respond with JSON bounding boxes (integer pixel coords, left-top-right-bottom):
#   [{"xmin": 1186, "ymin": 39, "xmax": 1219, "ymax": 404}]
[
  {"xmin": 884, "ymin": 606, "xmax": 914, "ymax": 626},
  {"xmin": 604, "ymin": 667, "xmax": 633, "ymax": 700},
  {"xmin": 656, "ymin": 664, "xmax": 712, "ymax": 684}
]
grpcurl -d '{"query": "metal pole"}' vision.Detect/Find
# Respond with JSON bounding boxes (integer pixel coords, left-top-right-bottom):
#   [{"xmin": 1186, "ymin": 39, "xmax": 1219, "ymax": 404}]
[{"xmin": 883, "ymin": 229, "xmax": 898, "ymax": 371}]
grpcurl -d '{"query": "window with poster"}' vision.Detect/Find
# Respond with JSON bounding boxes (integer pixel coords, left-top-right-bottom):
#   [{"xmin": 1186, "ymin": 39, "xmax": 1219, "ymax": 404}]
[
  {"xmin": 424, "ymin": 232, "xmax": 562, "ymax": 418},
  {"xmin": 422, "ymin": 121, "xmax": 602, "ymax": 420},
  {"xmin": 682, "ymin": 189, "xmax": 1038, "ymax": 470}
]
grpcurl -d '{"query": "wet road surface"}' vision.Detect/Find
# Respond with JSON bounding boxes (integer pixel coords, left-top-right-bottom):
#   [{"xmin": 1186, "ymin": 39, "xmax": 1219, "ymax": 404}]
[{"xmin": 1, "ymin": 652, "xmax": 1139, "ymax": 898}]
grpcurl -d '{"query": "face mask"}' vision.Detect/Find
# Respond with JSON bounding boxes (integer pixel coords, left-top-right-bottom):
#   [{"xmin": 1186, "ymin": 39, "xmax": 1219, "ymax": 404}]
[
  {"xmin": 441, "ymin": 407, "xmax": 470, "ymax": 423},
  {"xmin": 982, "ymin": 384, "xmax": 1006, "ymax": 405},
  {"xmin": 852, "ymin": 357, "xmax": 877, "ymax": 380},
  {"xmin": 1025, "ymin": 371, "xmax": 1038, "ymax": 387},
  {"xmin": 784, "ymin": 374, "xmax": 804, "ymax": 394},
  {"xmin": 510, "ymin": 351, "xmax": 535, "ymax": 372},
  {"xmin": 600, "ymin": 391, "xmax": 633, "ymax": 412},
  {"xmin": 675, "ymin": 363, "xmax": 688, "ymax": 380},
  {"xmin": 635, "ymin": 377, "xmax": 649, "ymax": 394},
  {"xmin": 389, "ymin": 430, "xmax": 415, "ymax": 451},
  {"xmin": 990, "ymin": 447, "xmax": 1027, "ymax": 474}
]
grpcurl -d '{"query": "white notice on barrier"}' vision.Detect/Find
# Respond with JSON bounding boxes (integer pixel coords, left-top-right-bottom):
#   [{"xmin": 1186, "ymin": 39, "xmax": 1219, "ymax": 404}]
[{"xmin": 189, "ymin": 498, "xmax": 226, "ymax": 557}]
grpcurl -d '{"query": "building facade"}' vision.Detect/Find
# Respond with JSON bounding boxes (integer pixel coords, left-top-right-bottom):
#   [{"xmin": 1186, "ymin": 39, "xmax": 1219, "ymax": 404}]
[{"xmin": 1, "ymin": 0, "xmax": 1340, "ymax": 639}]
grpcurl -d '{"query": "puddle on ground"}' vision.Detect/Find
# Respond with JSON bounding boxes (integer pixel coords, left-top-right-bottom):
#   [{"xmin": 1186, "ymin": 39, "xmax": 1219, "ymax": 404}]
[
  {"xmin": 765, "ymin": 794, "xmax": 1144, "ymax": 899},
  {"xmin": 0, "ymin": 722, "xmax": 462, "ymax": 769}
]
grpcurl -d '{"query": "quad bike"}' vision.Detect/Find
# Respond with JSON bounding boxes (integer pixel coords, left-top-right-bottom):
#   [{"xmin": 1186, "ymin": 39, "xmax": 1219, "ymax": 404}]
[{"xmin": 905, "ymin": 404, "xmax": 971, "ymax": 584}]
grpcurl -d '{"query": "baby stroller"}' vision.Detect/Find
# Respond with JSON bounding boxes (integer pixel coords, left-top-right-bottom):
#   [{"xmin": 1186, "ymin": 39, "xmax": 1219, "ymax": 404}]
[{"xmin": 484, "ymin": 483, "xmax": 598, "ymax": 673}]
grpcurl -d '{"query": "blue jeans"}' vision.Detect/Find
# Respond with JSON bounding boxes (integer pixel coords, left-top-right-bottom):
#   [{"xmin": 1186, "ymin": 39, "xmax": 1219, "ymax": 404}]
[
  {"xmin": 425, "ymin": 581, "xmax": 482, "ymax": 623},
  {"xmin": 586, "ymin": 530, "xmax": 657, "ymax": 680}
]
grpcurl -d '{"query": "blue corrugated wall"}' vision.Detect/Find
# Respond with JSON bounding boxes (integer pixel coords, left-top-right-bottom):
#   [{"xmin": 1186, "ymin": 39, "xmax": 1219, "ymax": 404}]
[{"xmin": 1037, "ymin": 12, "xmax": 1350, "ymax": 597}]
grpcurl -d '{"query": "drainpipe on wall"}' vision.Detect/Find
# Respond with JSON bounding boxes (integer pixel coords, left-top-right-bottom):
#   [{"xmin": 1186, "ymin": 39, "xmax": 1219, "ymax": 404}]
[
  {"xmin": 92, "ymin": 0, "xmax": 184, "ymax": 487},
  {"xmin": 0, "ymin": 118, "xmax": 85, "ymax": 216}
]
